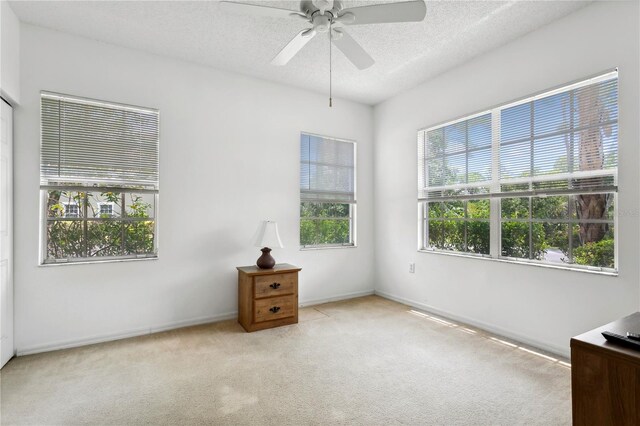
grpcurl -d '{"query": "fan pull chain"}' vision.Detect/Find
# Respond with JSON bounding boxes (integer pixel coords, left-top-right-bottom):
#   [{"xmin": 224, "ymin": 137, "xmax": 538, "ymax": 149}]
[{"xmin": 329, "ymin": 24, "xmax": 333, "ymax": 108}]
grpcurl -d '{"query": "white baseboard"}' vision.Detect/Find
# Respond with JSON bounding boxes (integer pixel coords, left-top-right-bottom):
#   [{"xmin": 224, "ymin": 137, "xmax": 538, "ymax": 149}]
[
  {"xmin": 17, "ymin": 311, "xmax": 237, "ymax": 356},
  {"xmin": 299, "ymin": 289, "xmax": 375, "ymax": 308},
  {"xmin": 17, "ymin": 289, "xmax": 376, "ymax": 356},
  {"xmin": 375, "ymin": 290, "xmax": 570, "ymax": 359}
]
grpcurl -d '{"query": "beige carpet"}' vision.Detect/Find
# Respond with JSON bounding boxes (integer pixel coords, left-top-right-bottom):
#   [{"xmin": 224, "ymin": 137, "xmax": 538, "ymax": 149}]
[{"xmin": 0, "ymin": 296, "xmax": 571, "ymax": 425}]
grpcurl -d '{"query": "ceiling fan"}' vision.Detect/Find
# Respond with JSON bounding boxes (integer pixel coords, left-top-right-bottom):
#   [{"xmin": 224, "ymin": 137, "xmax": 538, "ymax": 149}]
[{"xmin": 220, "ymin": 0, "xmax": 427, "ymax": 70}]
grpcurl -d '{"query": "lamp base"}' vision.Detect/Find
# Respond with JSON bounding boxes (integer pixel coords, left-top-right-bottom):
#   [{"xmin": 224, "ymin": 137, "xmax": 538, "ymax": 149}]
[{"xmin": 256, "ymin": 247, "xmax": 276, "ymax": 269}]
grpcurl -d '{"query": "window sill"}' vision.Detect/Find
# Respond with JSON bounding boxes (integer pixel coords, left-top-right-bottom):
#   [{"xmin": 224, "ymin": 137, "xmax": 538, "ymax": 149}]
[
  {"xmin": 418, "ymin": 249, "xmax": 618, "ymax": 277},
  {"xmin": 39, "ymin": 256, "xmax": 158, "ymax": 267},
  {"xmin": 300, "ymin": 244, "xmax": 357, "ymax": 251}
]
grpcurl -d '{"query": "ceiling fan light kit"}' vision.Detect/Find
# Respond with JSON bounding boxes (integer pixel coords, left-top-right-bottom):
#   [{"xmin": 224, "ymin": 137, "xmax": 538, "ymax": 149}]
[{"xmin": 220, "ymin": 0, "xmax": 427, "ymax": 105}]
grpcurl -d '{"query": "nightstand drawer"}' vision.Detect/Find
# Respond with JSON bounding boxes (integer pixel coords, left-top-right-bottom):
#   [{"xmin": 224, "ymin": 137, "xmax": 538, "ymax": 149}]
[
  {"xmin": 254, "ymin": 273, "xmax": 296, "ymax": 299},
  {"xmin": 254, "ymin": 295, "xmax": 296, "ymax": 323}
]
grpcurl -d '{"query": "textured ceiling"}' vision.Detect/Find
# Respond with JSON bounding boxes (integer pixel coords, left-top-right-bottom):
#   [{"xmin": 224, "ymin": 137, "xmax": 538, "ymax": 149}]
[{"xmin": 9, "ymin": 0, "xmax": 591, "ymax": 105}]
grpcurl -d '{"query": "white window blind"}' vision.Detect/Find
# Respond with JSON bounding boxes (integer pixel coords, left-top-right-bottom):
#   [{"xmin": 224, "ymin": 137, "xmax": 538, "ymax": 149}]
[
  {"xmin": 419, "ymin": 72, "xmax": 618, "ymax": 201},
  {"xmin": 300, "ymin": 133, "xmax": 355, "ymax": 204},
  {"xmin": 418, "ymin": 113, "xmax": 492, "ymax": 201},
  {"xmin": 499, "ymin": 74, "xmax": 618, "ymax": 196},
  {"xmin": 41, "ymin": 92, "xmax": 159, "ymax": 189}
]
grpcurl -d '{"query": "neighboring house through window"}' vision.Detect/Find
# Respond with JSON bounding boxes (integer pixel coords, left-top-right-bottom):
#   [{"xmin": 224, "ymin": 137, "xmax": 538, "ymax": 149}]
[
  {"xmin": 98, "ymin": 202, "xmax": 115, "ymax": 217},
  {"xmin": 62, "ymin": 202, "xmax": 79, "ymax": 218},
  {"xmin": 300, "ymin": 133, "xmax": 356, "ymax": 248},
  {"xmin": 418, "ymin": 71, "xmax": 618, "ymax": 272},
  {"xmin": 40, "ymin": 92, "xmax": 160, "ymax": 263}
]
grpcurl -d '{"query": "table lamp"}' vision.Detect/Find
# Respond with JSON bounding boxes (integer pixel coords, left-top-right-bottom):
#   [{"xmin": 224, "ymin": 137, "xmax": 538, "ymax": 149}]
[{"xmin": 254, "ymin": 220, "xmax": 283, "ymax": 269}]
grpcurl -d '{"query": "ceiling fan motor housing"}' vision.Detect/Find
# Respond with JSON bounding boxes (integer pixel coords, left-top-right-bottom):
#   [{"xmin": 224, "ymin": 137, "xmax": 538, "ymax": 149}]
[
  {"xmin": 301, "ymin": 0, "xmax": 343, "ymax": 19},
  {"xmin": 313, "ymin": 14, "xmax": 331, "ymax": 32}
]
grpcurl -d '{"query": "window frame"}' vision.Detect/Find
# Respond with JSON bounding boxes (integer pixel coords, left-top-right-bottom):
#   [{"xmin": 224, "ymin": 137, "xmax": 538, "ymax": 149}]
[
  {"xmin": 418, "ymin": 71, "xmax": 619, "ymax": 274},
  {"xmin": 39, "ymin": 92, "xmax": 159, "ymax": 265},
  {"xmin": 299, "ymin": 132, "xmax": 357, "ymax": 250}
]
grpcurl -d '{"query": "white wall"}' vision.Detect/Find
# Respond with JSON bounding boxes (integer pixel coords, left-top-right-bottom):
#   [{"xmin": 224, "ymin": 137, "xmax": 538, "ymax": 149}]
[
  {"xmin": 373, "ymin": 1, "xmax": 640, "ymax": 357},
  {"xmin": 15, "ymin": 24, "xmax": 374, "ymax": 354},
  {"xmin": 0, "ymin": 0, "xmax": 20, "ymax": 104}
]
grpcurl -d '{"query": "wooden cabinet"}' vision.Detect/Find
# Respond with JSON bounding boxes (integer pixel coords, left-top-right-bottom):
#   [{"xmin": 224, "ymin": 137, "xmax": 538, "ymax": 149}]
[
  {"xmin": 571, "ymin": 312, "xmax": 640, "ymax": 425},
  {"xmin": 237, "ymin": 264, "xmax": 301, "ymax": 332}
]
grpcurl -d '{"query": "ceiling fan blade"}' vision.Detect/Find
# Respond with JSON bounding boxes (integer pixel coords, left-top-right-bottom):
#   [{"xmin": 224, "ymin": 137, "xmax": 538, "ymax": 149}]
[
  {"xmin": 337, "ymin": 1, "xmax": 426, "ymax": 26},
  {"xmin": 331, "ymin": 29, "xmax": 374, "ymax": 70},
  {"xmin": 271, "ymin": 29, "xmax": 317, "ymax": 66},
  {"xmin": 220, "ymin": 1, "xmax": 306, "ymax": 20}
]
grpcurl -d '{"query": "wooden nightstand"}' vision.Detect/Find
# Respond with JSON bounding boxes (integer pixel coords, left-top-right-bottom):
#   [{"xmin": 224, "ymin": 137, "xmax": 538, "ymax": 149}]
[{"xmin": 237, "ymin": 263, "xmax": 301, "ymax": 332}]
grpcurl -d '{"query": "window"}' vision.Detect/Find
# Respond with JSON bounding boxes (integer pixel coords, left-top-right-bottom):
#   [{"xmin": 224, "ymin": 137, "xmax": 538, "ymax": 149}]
[
  {"xmin": 40, "ymin": 92, "xmax": 159, "ymax": 264},
  {"xmin": 98, "ymin": 202, "xmax": 115, "ymax": 217},
  {"xmin": 63, "ymin": 202, "xmax": 79, "ymax": 218},
  {"xmin": 421, "ymin": 113, "xmax": 493, "ymax": 255},
  {"xmin": 300, "ymin": 133, "xmax": 356, "ymax": 248},
  {"xmin": 425, "ymin": 199, "xmax": 491, "ymax": 255},
  {"xmin": 419, "ymin": 71, "xmax": 618, "ymax": 272}
]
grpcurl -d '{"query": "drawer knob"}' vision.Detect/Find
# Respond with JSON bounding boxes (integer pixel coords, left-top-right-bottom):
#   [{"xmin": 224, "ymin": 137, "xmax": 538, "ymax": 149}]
[
  {"xmin": 269, "ymin": 306, "xmax": 281, "ymax": 313},
  {"xmin": 270, "ymin": 283, "xmax": 281, "ymax": 289}
]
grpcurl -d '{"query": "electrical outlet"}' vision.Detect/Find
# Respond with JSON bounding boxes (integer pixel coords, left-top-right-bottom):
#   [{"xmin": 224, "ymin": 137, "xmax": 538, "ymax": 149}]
[{"xmin": 409, "ymin": 263, "xmax": 415, "ymax": 273}]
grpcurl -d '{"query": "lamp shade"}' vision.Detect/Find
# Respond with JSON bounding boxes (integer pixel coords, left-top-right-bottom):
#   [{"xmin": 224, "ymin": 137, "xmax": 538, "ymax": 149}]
[{"xmin": 254, "ymin": 221, "xmax": 283, "ymax": 249}]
